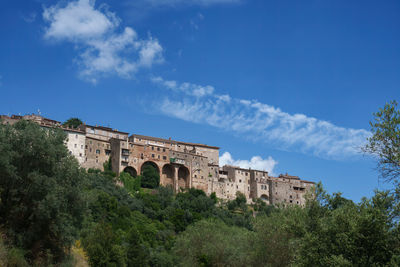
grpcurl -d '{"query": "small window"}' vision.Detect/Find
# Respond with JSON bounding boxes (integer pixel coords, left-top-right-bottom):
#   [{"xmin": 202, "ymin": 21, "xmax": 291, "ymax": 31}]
[
  {"xmin": 157, "ymin": 147, "xmax": 160, "ymax": 151},
  {"xmin": 163, "ymin": 156, "xmax": 167, "ymax": 160},
  {"xmin": 96, "ymin": 149, "xmax": 100, "ymax": 154},
  {"xmin": 89, "ymin": 148, "xmax": 92, "ymax": 152},
  {"xmin": 74, "ymin": 144, "xmax": 77, "ymax": 148},
  {"xmin": 79, "ymin": 153, "xmax": 82, "ymax": 157},
  {"xmin": 158, "ymin": 155, "xmax": 160, "ymax": 159},
  {"xmin": 163, "ymin": 148, "xmax": 166, "ymax": 152},
  {"xmin": 75, "ymin": 134, "xmax": 78, "ymax": 139},
  {"xmin": 152, "ymin": 154, "xmax": 155, "ymax": 158},
  {"xmin": 239, "ymin": 179, "xmax": 242, "ymax": 183},
  {"xmin": 81, "ymin": 145, "xmax": 83, "ymax": 149},
  {"xmin": 152, "ymin": 146, "xmax": 154, "ymax": 150}
]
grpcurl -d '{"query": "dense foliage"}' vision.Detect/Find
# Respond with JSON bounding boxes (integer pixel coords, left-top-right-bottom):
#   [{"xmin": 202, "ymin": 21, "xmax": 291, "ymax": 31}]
[
  {"xmin": 141, "ymin": 164, "xmax": 160, "ymax": 189},
  {"xmin": 1, "ymin": 102, "xmax": 400, "ymax": 266},
  {"xmin": 0, "ymin": 120, "xmax": 87, "ymax": 264},
  {"xmin": 62, "ymin": 117, "xmax": 83, "ymax": 129}
]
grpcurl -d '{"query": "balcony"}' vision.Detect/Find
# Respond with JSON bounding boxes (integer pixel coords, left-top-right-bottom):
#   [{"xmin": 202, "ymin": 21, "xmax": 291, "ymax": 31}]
[{"xmin": 121, "ymin": 149, "xmax": 130, "ymax": 156}]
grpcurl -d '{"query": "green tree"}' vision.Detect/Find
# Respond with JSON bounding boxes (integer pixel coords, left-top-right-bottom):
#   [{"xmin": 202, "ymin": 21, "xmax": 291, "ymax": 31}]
[
  {"xmin": 81, "ymin": 223, "xmax": 127, "ymax": 267},
  {"xmin": 0, "ymin": 120, "xmax": 87, "ymax": 263},
  {"xmin": 120, "ymin": 172, "xmax": 141, "ymax": 194},
  {"xmin": 141, "ymin": 164, "xmax": 160, "ymax": 189},
  {"xmin": 173, "ymin": 219, "xmax": 252, "ymax": 267},
  {"xmin": 62, "ymin": 117, "xmax": 83, "ymax": 129},
  {"xmin": 363, "ymin": 100, "xmax": 400, "ymax": 183}
]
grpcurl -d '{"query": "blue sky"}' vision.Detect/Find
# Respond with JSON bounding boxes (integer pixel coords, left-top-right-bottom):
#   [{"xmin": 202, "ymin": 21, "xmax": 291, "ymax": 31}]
[{"xmin": 1, "ymin": 0, "xmax": 399, "ymax": 201}]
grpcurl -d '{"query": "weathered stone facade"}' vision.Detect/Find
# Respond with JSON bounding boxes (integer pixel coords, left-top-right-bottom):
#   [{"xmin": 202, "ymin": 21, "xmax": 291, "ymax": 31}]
[{"xmin": 1, "ymin": 113, "xmax": 315, "ymax": 205}]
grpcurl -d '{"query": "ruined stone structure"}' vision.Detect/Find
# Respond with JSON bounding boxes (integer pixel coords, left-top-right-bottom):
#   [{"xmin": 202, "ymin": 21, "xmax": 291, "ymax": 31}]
[{"xmin": 0, "ymin": 113, "xmax": 315, "ymax": 205}]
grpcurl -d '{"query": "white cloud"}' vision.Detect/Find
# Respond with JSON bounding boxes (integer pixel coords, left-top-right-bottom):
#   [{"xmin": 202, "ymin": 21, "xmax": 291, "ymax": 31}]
[
  {"xmin": 220, "ymin": 152, "xmax": 278, "ymax": 175},
  {"xmin": 153, "ymin": 77, "xmax": 371, "ymax": 159},
  {"xmin": 43, "ymin": 0, "xmax": 163, "ymax": 83},
  {"xmin": 152, "ymin": 76, "xmax": 214, "ymax": 97}
]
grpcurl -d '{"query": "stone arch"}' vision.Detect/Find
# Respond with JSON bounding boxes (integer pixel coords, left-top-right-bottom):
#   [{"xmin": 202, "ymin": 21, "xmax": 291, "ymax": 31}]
[
  {"xmin": 162, "ymin": 164, "xmax": 175, "ymax": 187},
  {"xmin": 141, "ymin": 161, "xmax": 160, "ymax": 174},
  {"xmin": 178, "ymin": 166, "xmax": 190, "ymax": 190},
  {"xmin": 124, "ymin": 166, "xmax": 137, "ymax": 177},
  {"xmin": 260, "ymin": 194, "xmax": 269, "ymax": 202}
]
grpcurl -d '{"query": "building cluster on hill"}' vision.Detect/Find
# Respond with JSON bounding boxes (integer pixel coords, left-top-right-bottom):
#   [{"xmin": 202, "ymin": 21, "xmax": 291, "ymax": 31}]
[{"xmin": 1, "ymin": 113, "xmax": 314, "ymax": 205}]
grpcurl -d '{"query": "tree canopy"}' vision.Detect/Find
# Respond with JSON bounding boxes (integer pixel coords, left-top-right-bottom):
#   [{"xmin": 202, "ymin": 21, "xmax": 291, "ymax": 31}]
[
  {"xmin": 363, "ymin": 100, "xmax": 400, "ymax": 183},
  {"xmin": 62, "ymin": 117, "xmax": 83, "ymax": 129},
  {"xmin": 0, "ymin": 120, "xmax": 87, "ymax": 264}
]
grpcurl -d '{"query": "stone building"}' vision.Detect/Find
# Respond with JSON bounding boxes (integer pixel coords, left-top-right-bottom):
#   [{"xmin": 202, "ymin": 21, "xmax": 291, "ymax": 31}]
[
  {"xmin": 0, "ymin": 113, "xmax": 315, "ymax": 205},
  {"xmin": 64, "ymin": 128, "xmax": 86, "ymax": 164},
  {"xmin": 111, "ymin": 134, "xmax": 217, "ymax": 193},
  {"xmin": 78, "ymin": 124, "xmax": 128, "ymax": 170}
]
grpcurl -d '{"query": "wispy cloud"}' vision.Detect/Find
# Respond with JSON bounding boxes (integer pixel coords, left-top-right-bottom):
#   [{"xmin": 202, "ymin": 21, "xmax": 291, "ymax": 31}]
[
  {"xmin": 151, "ymin": 77, "xmax": 371, "ymax": 159},
  {"xmin": 220, "ymin": 152, "xmax": 278, "ymax": 175},
  {"xmin": 43, "ymin": 0, "xmax": 163, "ymax": 83},
  {"xmin": 21, "ymin": 12, "xmax": 37, "ymax": 23},
  {"xmin": 152, "ymin": 76, "xmax": 214, "ymax": 97}
]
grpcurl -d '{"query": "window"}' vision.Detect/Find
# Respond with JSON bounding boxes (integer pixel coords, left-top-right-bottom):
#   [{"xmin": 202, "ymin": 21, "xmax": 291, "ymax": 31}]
[
  {"xmin": 74, "ymin": 144, "xmax": 77, "ymax": 148},
  {"xmin": 239, "ymin": 179, "xmax": 242, "ymax": 183},
  {"xmin": 157, "ymin": 147, "xmax": 160, "ymax": 151},
  {"xmin": 163, "ymin": 156, "xmax": 167, "ymax": 160},
  {"xmin": 158, "ymin": 155, "xmax": 160, "ymax": 159},
  {"xmin": 152, "ymin": 154, "xmax": 155, "ymax": 158},
  {"xmin": 81, "ymin": 145, "xmax": 83, "ymax": 149},
  {"xmin": 85, "ymin": 145, "xmax": 88, "ymax": 149},
  {"xmin": 96, "ymin": 149, "xmax": 100, "ymax": 154},
  {"xmin": 152, "ymin": 146, "xmax": 154, "ymax": 150},
  {"xmin": 75, "ymin": 134, "xmax": 78, "ymax": 139},
  {"xmin": 79, "ymin": 153, "xmax": 82, "ymax": 157},
  {"xmin": 89, "ymin": 148, "xmax": 92, "ymax": 152},
  {"xmin": 90, "ymin": 141, "xmax": 92, "ymax": 144},
  {"xmin": 163, "ymin": 148, "xmax": 165, "ymax": 152}
]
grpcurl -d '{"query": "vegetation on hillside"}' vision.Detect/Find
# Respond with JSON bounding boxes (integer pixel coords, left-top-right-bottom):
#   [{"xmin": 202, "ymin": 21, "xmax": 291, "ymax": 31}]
[{"xmin": 0, "ymin": 101, "xmax": 400, "ymax": 266}]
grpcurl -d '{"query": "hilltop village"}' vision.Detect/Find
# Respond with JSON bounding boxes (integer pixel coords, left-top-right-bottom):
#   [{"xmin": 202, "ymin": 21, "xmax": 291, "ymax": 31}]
[{"xmin": 1, "ymin": 113, "xmax": 314, "ymax": 205}]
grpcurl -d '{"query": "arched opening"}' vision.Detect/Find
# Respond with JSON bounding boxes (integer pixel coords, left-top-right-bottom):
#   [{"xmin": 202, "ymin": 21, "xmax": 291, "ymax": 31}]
[
  {"xmin": 260, "ymin": 194, "xmax": 269, "ymax": 202},
  {"xmin": 141, "ymin": 161, "xmax": 159, "ymax": 174},
  {"xmin": 178, "ymin": 166, "xmax": 190, "ymax": 190},
  {"xmin": 162, "ymin": 164, "xmax": 174, "ymax": 187},
  {"xmin": 123, "ymin": 166, "xmax": 137, "ymax": 178},
  {"xmin": 141, "ymin": 161, "xmax": 160, "ymax": 189}
]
